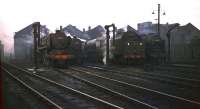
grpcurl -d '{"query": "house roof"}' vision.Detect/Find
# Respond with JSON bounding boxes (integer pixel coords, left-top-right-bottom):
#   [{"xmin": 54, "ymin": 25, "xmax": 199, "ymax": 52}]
[
  {"xmin": 14, "ymin": 23, "xmax": 49, "ymax": 39},
  {"xmin": 172, "ymin": 23, "xmax": 200, "ymax": 34}
]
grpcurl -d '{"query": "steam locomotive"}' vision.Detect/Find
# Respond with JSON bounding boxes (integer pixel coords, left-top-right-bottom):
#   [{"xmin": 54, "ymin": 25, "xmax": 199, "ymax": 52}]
[
  {"xmin": 111, "ymin": 30, "xmax": 145, "ymax": 64},
  {"xmin": 38, "ymin": 28, "xmax": 83, "ymax": 67},
  {"xmin": 84, "ymin": 37, "xmax": 105, "ymax": 63},
  {"xmin": 84, "ymin": 30, "xmax": 145, "ymax": 64},
  {"xmin": 144, "ymin": 35, "xmax": 166, "ymax": 64},
  {"xmin": 84, "ymin": 30, "xmax": 165, "ymax": 65}
]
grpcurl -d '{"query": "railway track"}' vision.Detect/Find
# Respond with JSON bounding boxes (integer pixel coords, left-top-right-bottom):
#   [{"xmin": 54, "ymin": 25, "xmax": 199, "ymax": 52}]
[
  {"xmin": 84, "ymin": 65, "xmax": 200, "ymax": 88},
  {"xmin": 155, "ymin": 64, "xmax": 199, "ymax": 73},
  {"xmin": 21, "ymin": 67, "xmax": 157, "ymax": 109},
  {"xmin": 153, "ymin": 65, "xmax": 200, "ymax": 80},
  {"xmin": 53, "ymin": 69, "xmax": 157, "ymax": 109},
  {"xmin": 67, "ymin": 66, "xmax": 200, "ymax": 109},
  {"xmin": 75, "ymin": 66, "xmax": 200, "ymax": 101},
  {"xmin": 3, "ymin": 63, "xmax": 123, "ymax": 109},
  {"xmin": 87, "ymin": 64, "xmax": 200, "ymax": 80},
  {"xmin": 2, "ymin": 69, "xmax": 59, "ymax": 109},
  {"xmin": 2, "ymin": 68, "xmax": 62, "ymax": 109}
]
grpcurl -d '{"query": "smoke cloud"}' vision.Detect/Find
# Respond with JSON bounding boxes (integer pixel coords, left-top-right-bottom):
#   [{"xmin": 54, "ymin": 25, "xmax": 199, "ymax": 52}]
[{"xmin": 0, "ymin": 21, "xmax": 14, "ymax": 54}]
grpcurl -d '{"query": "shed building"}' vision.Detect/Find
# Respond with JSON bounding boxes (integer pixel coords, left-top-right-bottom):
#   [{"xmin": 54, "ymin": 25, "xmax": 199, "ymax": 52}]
[{"xmin": 14, "ymin": 23, "xmax": 49, "ymax": 63}]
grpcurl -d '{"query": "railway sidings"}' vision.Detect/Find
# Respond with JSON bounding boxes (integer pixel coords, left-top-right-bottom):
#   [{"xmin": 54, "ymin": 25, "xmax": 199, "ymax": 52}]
[
  {"xmin": 67, "ymin": 65, "xmax": 200, "ymax": 109},
  {"xmin": 2, "ymin": 62, "xmax": 200, "ymax": 109},
  {"xmin": 2, "ymin": 63, "xmax": 123, "ymax": 109}
]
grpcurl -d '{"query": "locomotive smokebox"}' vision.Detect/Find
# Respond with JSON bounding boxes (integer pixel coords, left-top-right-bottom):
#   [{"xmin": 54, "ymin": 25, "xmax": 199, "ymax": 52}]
[{"xmin": 56, "ymin": 30, "xmax": 61, "ymax": 33}]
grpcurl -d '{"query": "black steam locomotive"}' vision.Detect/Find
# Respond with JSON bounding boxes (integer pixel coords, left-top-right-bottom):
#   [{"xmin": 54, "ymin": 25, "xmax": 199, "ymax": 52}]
[
  {"xmin": 144, "ymin": 35, "xmax": 166, "ymax": 64},
  {"xmin": 84, "ymin": 30, "xmax": 145, "ymax": 65},
  {"xmin": 84, "ymin": 30, "xmax": 165, "ymax": 65},
  {"xmin": 38, "ymin": 28, "xmax": 83, "ymax": 67},
  {"xmin": 111, "ymin": 30, "xmax": 145, "ymax": 64}
]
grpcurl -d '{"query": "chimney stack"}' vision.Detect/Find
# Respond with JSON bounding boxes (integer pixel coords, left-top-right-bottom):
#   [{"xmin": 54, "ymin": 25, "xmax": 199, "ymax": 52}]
[{"xmin": 83, "ymin": 28, "xmax": 85, "ymax": 33}]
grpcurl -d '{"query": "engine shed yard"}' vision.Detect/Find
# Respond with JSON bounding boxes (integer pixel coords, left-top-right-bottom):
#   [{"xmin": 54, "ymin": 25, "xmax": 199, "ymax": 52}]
[
  {"xmin": 2, "ymin": 61, "xmax": 200, "ymax": 109},
  {"xmin": 1, "ymin": 21, "xmax": 200, "ymax": 109}
]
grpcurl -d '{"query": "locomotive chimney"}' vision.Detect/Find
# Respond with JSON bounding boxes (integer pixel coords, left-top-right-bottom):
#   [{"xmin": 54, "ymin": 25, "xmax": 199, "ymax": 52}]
[
  {"xmin": 60, "ymin": 26, "xmax": 63, "ymax": 31},
  {"xmin": 88, "ymin": 26, "xmax": 91, "ymax": 31},
  {"xmin": 83, "ymin": 28, "xmax": 85, "ymax": 33}
]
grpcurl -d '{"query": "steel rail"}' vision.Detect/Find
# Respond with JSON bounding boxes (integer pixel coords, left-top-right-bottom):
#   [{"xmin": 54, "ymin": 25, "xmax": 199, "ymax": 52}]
[
  {"xmin": 85, "ymin": 65, "xmax": 200, "ymax": 88},
  {"xmin": 2, "ymin": 67, "xmax": 63, "ymax": 109},
  {"xmin": 5, "ymin": 63, "xmax": 123, "ymax": 109},
  {"xmin": 71, "ymin": 67, "xmax": 200, "ymax": 106},
  {"xmin": 56, "ymin": 69, "xmax": 158, "ymax": 109}
]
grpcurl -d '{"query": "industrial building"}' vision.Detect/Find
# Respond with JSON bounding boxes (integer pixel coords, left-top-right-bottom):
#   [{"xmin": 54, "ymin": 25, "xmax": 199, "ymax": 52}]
[
  {"xmin": 14, "ymin": 23, "xmax": 49, "ymax": 63},
  {"xmin": 137, "ymin": 22, "xmax": 200, "ymax": 64}
]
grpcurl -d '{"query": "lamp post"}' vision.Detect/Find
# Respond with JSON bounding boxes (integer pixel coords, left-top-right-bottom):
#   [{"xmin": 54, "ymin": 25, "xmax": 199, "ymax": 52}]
[{"xmin": 152, "ymin": 4, "xmax": 166, "ymax": 38}]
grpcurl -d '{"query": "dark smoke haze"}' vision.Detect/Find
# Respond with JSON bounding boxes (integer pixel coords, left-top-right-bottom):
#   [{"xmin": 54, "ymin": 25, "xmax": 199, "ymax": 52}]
[{"xmin": 0, "ymin": 21, "xmax": 14, "ymax": 54}]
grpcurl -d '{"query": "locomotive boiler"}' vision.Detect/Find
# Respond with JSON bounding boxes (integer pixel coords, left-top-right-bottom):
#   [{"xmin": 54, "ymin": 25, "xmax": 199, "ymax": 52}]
[
  {"xmin": 38, "ymin": 28, "xmax": 83, "ymax": 67},
  {"xmin": 111, "ymin": 30, "xmax": 145, "ymax": 64}
]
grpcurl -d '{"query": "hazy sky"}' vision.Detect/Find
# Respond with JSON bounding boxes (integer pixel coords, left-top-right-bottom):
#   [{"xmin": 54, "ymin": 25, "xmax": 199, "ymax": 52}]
[
  {"xmin": 0, "ymin": 0, "xmax": 200, "ymax": 53},
  {"xmin": 1, "ymin": 0, "xmax": 200, "ymax": 35}
]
